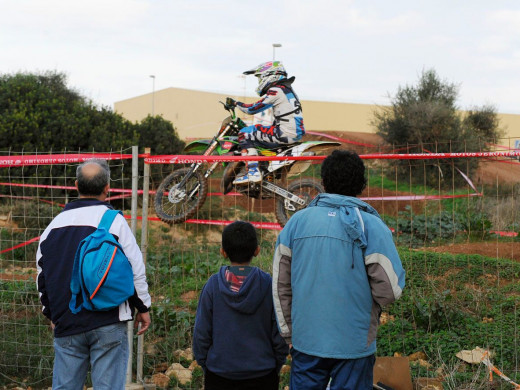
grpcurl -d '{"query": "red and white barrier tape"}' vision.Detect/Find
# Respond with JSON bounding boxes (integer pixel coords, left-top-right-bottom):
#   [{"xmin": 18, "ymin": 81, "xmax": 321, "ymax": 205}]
[
  {"xmin": 1, "ymin": 151, "xmax": 517, "ymax": 256},
  {"xmin": 124, "ymin": 215, "xmax": 282, "ymax": 230},
  {"xmin": 361, "ymin": 151, "xmax": 520, "ymax": 160},
  {"xmin": 0, "ymin": 236, "xmax": 41, "ymax": 254},
  {"xmin": 145, "ymin": 151, "xmax": 520, "ymax": 164},
  {"xmin": 0, "ymin": 153, "xmax": 133, "ymax": 168},
  {"xmin": 185, "ymin": 219, "xmax": 282, "ymax": 230},
  {"xmin": 0, "ymin": 182, "xmax": 482, "ymax": 202},
  {"xmin": 0, "ymin": 194, "xmax": 64, "ymax": 207},
  {"xmin": 0, "ymin": 182, "xmax": 141, "ymax": 194},
  {"xmin": 360, "ymin": 193, "xmax": 481, "ymax": 201},
  {"xmin": 481, "ymin": 351, "xmax": 520, "ymax": 389},
  {"xmin": 1, "ymin": 150, "xmax": 517, "ymax": 167},
  {"xmin": 3, "ymin": 216, "xmax": 517, "ymax": 256},
  {"xmin": 145, "ymin": 154, "xmax": 326, "ymax": 164}
]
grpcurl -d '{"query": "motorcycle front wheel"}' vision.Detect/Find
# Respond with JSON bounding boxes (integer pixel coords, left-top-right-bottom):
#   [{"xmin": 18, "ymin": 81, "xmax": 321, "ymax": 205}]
[
  {"xmin": 275, "ymin": 178, "xmax": 324, "ymax": 227},
  {"xmin": 154, "ymin": 167, "xmax": 208, "ymax": 224}
]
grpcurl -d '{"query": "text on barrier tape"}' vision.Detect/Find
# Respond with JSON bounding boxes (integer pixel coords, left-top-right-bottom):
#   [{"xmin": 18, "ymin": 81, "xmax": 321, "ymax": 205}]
[
  {"xmin": 0, "ymin": 182, "xmax": 142, "ymax": 194},
  {"xmin": 0, "ymin": 153, "xmax": 133, "ymax": 168}
]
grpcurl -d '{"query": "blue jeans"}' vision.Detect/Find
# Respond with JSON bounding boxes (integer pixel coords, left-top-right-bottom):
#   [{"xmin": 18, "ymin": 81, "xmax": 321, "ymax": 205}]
[
  {"xmin": 290, "ymin": 348, "xmax": 375, "ymax": 390},
  {"xmin": 52, "ymin": 322, "xmax": 129, "ymax": 390}
]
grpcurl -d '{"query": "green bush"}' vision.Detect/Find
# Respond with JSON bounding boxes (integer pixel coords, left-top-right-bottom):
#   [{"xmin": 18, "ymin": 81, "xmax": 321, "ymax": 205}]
[{"xmin": 384, "ymin": 203, "xmax": 493, "ymax": 247}]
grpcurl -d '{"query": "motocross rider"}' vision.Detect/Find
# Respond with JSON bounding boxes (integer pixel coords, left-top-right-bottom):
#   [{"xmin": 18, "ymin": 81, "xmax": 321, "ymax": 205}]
[{"xmin": 228, "ymin": 61, "xmax": 305, "ymax": 185}]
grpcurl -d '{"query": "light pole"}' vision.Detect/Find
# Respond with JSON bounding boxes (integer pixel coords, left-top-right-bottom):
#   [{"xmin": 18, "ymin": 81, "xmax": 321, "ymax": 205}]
[
  {"xmin": 272, "ymin": 43, "xmax": 282, "ymax": 61},
  {"xmin": 238, "ymin": 74, "xmax": 246, "ymax": 102},
  {"xmin": 149, "ymin": 75, "xmax": 155, "ymax": 116}
]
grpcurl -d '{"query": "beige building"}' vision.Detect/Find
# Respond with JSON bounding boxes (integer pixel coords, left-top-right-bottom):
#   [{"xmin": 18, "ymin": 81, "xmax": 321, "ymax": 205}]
[{"xmin": 115, "ymin": 87, "xmax": 520, "ymax": 142}]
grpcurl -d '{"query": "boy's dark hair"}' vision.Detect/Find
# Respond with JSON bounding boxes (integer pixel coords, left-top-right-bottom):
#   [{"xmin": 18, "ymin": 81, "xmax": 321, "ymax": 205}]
[
  {"xmin": 222, "ymin": 221, "xmax": 258, "ymax": 264},
  {"xmin": 321, "ymin": 150, "xmax": 367, "ymax": 197},
  {"xmin": 76, "ymin": 159, "xmax": 111, "ymax": 196}
]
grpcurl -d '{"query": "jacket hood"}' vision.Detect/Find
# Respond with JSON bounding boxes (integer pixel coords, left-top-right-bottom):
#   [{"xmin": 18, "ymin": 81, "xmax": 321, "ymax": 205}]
[
  {"xmin": 216, "ymin": 266, "xmax": 270, "ymax": 314},
  {"xmin": 308, "ymin": 193, "xmax": 382, "ymax": 249}
]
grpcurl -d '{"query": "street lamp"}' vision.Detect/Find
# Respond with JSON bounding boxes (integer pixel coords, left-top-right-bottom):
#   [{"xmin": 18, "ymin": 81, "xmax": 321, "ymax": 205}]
[
  {"xmin": 149, "ymin": 75, "xmax": 155, "ymax": 116},
  {"xmin": 272, "ymin": 43, "xmax": 282, "ymax": 61},
  {"xmin": 238, "ymin": 74, "xmax": 246, "ymax": 101}
]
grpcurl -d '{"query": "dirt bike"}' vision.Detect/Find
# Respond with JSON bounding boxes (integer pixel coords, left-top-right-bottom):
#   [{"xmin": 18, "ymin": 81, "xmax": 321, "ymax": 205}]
[{"xmin": 154, "ymin": 100, "xmax": 340, "ymax": 226}]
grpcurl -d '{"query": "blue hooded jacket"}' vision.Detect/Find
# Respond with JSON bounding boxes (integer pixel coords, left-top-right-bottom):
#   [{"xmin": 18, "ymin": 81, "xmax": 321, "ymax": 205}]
[
  {"xmin": 193, "ymin": 266, "xmax": 288, "ymax": 380},
  {"xmin": 272, "ymin": 193, "xmax": 405, "ymax": 359}
]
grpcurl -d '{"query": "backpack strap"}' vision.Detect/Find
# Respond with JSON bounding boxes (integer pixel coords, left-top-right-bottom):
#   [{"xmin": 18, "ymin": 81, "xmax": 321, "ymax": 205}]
[
  {"xmin": 98, "ymin": 209, "xmax": 122, "ymax": 231},
  {"xmin": 69, "ymin": 239, "xmax": 86, "ymax": 314},
  {"xmin": 69, "ymin": 208, "xmax": 122, "ymax": 314}
]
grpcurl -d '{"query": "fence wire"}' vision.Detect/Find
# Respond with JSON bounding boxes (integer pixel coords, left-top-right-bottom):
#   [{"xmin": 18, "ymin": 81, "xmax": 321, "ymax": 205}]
[{"xmin": 0, "ymin": 140, "xmax": 519, "ymax": 389}]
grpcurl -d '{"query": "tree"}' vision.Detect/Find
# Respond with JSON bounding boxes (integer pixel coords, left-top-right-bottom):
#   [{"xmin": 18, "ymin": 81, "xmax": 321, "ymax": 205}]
[
  {"xmin": 0, "ymin": 70, "xmax": 185, "ymax": 152},
  {"xmin": 0, "ymin": 72, "xmax": 131, "ymax": 152},
  {"xmin": 0, "ymin": 71, "xmax": 185, "ymax": 192},
  {"xmin": 135, "ymin": 115, "xmax": 185, "ymax": 155},
  {"xmin": 373, "ymin": 69, "xmax": 502, "ymax": 187},
  {"xmin": 135, "ymin": 115, "xmax": 186, "ymax": 186}
]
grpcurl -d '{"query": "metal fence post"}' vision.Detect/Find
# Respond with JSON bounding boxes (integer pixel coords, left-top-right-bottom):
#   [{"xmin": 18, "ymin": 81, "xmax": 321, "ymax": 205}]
[
  {"xmin": 137, "ymin": 147, "xmax": 151, "ymax": 383},
  {"xmin": 127, "ymin": 145, "xmax": 139, "ymax": 384}
]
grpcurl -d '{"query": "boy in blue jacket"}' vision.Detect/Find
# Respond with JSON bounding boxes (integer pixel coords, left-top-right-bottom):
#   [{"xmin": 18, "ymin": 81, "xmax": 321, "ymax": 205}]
[{"xmin": 193, "ymin": 220, "xmax": 288, "ymax": 390}]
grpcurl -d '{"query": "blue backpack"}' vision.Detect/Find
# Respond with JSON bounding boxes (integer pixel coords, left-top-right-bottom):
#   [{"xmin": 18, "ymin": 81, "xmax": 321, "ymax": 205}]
[{"xmin": 69, "ymin": 209, "xmax": 135, "ymax": 314}]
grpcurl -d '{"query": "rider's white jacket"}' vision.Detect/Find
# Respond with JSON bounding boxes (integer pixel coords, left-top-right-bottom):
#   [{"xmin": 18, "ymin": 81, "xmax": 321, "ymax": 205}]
[{"xmin": 236, "ymin": 77, "xmax": 305, "ymax": 142}]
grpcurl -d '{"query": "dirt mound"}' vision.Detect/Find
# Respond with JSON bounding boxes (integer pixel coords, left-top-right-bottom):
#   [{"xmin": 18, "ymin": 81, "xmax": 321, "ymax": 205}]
[
  {"xmin": 424, "ymin": 241, "xmax": 520, "ymax": 262},
  {"xmin": 474, "ymin": 159, "xmax": 520, "ymax": 186}
]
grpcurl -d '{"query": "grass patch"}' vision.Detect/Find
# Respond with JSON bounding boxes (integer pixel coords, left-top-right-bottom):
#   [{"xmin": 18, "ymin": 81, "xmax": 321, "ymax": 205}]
[{"xmin": 379, "ymin": 249, "xmax": 520, "ymax": 387}]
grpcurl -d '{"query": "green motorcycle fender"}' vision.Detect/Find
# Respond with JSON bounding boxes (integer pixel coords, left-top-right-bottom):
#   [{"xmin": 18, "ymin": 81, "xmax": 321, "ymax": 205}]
[{"xmin": 183, "ymin": 138, "xmax": 239, "ymax": 155}]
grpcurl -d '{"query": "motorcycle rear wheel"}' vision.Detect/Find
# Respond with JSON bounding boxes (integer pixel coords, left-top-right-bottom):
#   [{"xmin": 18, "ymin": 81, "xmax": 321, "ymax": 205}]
[
  {"xmin": 275, "ymin": 178, "xmax": 324, "ymax": 227},
  {"xmin": 154, "ymin": 167, "xmax": 208, "ymax": 224}
]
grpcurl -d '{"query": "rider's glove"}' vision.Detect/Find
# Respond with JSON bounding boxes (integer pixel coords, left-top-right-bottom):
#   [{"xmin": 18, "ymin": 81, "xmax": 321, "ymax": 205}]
[{"xmin": 226, "ymin": 97, "xmax": 237, "ymax": 107}]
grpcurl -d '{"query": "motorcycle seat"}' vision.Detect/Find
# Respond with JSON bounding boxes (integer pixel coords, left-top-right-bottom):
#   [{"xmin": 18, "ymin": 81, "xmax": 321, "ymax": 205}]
[{"xmin": 258, "ymin": 142, "xmax": 302, "ymax": 156}]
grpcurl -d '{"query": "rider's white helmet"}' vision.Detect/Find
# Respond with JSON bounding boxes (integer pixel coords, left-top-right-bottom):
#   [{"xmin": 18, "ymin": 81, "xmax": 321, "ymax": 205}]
[{"xmin": 243, "ymin": 61, "xmax": 287, "ymax": 96}]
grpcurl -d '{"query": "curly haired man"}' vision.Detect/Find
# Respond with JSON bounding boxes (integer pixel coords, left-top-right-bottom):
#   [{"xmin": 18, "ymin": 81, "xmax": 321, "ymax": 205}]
[{"xmin": 272, "ymin": 150, "xmax": 406, "ymax": 390}]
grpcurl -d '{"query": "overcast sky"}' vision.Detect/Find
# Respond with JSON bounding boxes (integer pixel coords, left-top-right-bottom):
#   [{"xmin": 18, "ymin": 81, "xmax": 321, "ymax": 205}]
[{"xmin": 2, "ymin": 0, "xmax": 519, "ymax": 114}]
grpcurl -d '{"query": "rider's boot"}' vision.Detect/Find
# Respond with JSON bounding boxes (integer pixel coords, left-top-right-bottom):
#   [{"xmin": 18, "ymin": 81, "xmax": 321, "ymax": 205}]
[{"xmin": 233, "ymin": 162, "xmax": 262, "ymax": 185}]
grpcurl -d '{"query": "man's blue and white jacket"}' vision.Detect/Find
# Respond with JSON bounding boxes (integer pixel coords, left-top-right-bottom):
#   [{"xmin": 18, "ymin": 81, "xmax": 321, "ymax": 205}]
[
  {"xmin": 36, "ymin": 199, "xmax": 151, "ymax": 337},
  {"xmin": 272, "ymin": 193, "xmax": 405, "ymax": 359}
]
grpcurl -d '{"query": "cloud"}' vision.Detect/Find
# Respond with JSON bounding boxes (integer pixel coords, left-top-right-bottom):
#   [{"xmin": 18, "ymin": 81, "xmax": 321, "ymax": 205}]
[
  {"xmin": 488, "ymin": 9, "xmax": 520, "ymax": 34},
  {"xmin": 276, "ymin": 0, "xmax": 421, "ymax": 35},
  {"xmin": 0, "ymin": 1, "xmax": 518, "ymax": 113}
]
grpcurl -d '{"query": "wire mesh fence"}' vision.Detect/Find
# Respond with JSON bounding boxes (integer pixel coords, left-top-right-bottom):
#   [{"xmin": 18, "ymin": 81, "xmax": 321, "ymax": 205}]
[{"xmin": 0, "ymin": 139, "xmax": 519, "ymax": 389}]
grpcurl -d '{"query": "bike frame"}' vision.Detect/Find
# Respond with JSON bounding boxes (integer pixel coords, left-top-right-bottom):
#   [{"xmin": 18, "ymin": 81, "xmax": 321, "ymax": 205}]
[{"xmin": 170, "ymin": 106, "xmax": 243, "ymax": 200}]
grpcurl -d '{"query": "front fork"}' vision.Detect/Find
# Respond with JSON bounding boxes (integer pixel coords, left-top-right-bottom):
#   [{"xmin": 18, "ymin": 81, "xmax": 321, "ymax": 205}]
[{"xmin": 169, "ymin": 160, "xmax": 220, "ymax": 202}]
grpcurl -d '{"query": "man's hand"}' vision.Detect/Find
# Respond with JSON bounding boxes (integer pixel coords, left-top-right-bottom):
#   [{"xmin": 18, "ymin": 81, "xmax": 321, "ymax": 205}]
[{"xmin": 135, "ymin": 311, "xmax": 151, "ymax": 336}]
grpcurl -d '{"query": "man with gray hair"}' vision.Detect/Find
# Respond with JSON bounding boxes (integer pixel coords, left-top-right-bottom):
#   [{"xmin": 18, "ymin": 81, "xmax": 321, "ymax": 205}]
[{"xmin": 36, "ymin": 159, "xmax": 151, "ymax": 390}]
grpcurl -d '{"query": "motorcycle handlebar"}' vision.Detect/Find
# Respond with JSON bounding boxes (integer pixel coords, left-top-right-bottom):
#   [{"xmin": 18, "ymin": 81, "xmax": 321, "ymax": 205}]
[{"xmin": 220, "ymin": 100, "xmax": 236, "ymax": 114}]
